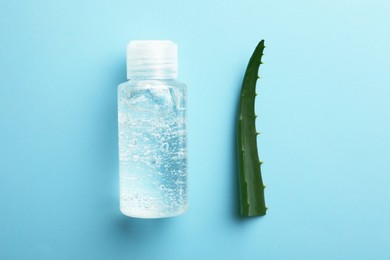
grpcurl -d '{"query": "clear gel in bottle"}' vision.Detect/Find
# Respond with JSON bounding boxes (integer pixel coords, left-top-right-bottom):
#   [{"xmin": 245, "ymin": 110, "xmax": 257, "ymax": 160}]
[{"xmin": 118, "ymin": 41, "xmax": 188, "ymax": 218}]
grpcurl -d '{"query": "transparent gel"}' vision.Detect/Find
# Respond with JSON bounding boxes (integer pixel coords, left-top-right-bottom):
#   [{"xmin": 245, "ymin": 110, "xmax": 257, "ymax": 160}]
[{"xmin": 118, "ymin": 41, "xmax": 188, "ymax": 218}]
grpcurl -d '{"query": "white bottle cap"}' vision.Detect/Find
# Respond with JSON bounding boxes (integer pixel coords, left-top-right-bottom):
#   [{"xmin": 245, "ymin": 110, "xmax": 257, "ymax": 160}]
[{"xmin": 126, "ymin": 40, "xmax": 178, "ymax": 79}]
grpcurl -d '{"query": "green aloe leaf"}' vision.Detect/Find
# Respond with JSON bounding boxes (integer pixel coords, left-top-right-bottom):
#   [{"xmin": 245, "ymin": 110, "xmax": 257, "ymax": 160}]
[{"xmin": 237, "ymin": 40, "xmax": 267, "ymax": 217}]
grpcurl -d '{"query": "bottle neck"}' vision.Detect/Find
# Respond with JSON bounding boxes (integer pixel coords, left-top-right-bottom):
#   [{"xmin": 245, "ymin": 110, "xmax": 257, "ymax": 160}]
[{"xmin": 127, "ymin": 67, "xmax": 177, "ymax": 80}]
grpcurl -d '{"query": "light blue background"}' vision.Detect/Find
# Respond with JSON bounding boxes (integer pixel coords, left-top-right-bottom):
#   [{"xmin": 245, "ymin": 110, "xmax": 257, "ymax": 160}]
[{"xmin": 1, "ymin": 0, "xmax": 389, "ymax": 259}]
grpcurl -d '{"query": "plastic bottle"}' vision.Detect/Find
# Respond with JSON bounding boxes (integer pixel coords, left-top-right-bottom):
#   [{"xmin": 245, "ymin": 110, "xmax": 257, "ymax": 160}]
[{"xmin": 117, "ymin": 40, "xmax": 188, "ymax": 218}]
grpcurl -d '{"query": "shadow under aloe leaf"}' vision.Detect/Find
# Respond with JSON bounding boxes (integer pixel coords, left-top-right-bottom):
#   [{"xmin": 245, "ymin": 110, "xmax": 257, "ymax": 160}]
[{"xmin": 231, "ymin": 77, "xmax": 243, "ymax": 222}]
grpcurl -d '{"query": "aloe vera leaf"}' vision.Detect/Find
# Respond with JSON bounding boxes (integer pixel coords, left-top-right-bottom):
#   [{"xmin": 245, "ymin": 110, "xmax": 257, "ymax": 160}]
[{"xmin": 237, "ymin": 40, "xmax": 266, "ymax": 217}]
